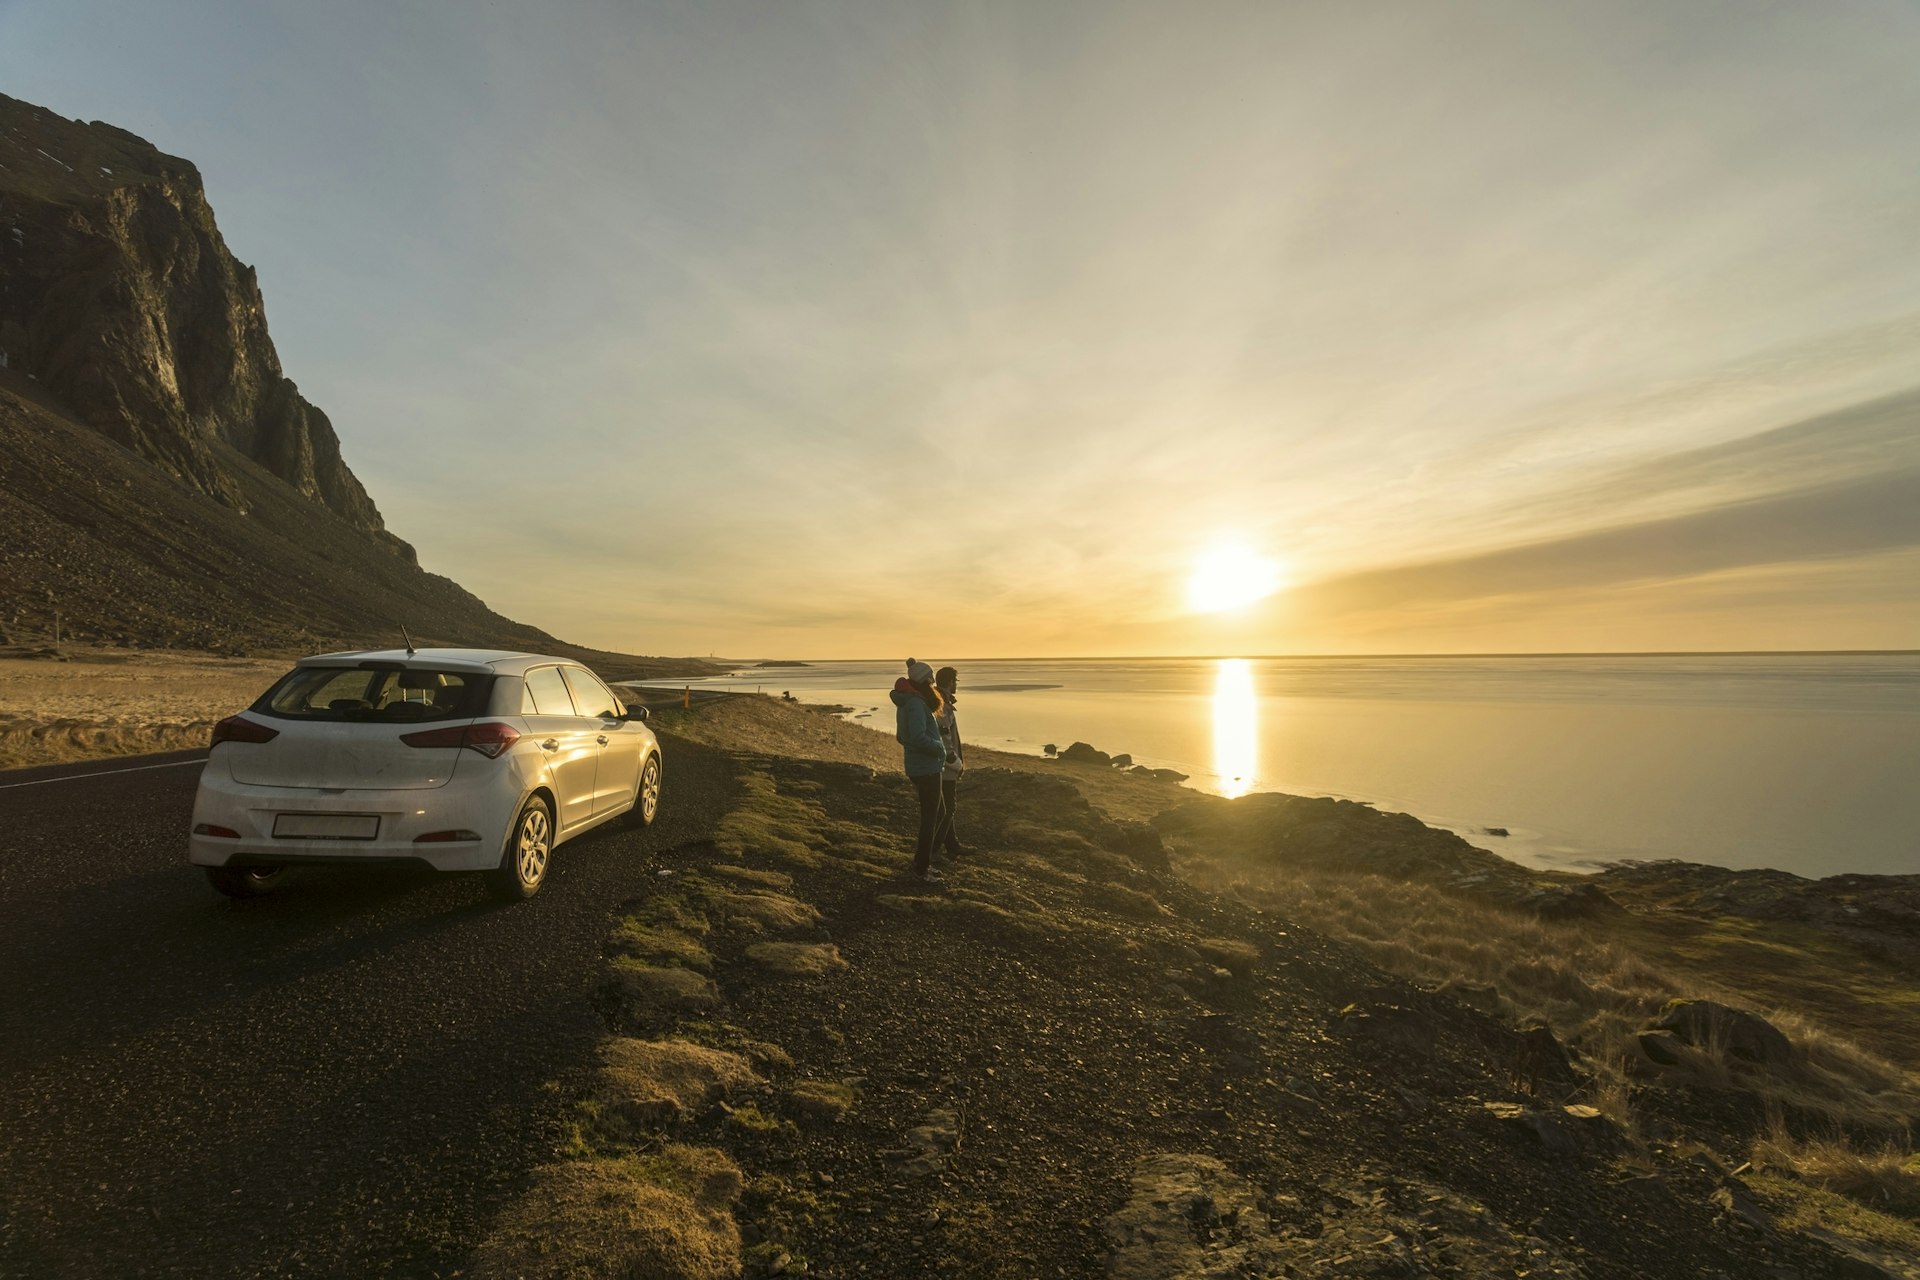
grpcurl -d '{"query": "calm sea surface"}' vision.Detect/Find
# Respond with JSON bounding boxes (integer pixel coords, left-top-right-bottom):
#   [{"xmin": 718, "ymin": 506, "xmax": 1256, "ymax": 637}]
[{"xmin": 657, "ymin": 656, "xmax": 1920, "ymax": 879}]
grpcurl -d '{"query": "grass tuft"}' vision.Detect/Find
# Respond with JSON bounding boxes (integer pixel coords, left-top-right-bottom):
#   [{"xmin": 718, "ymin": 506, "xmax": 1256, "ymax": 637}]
[
  {"xmin": 1752, "ymin": 1127, "xmax": 1920, "ymax": 1220},
  {"xmin": 468, "ymin": 1147, "xmax": 744, "ymax": 1280},
  {"xmin": 785, "ymin": 1078, "xmax": 858, "ymax": 1123},
  {"xmin": 745, "ymin": 942, "xmax": 848, "ymax": 977}
]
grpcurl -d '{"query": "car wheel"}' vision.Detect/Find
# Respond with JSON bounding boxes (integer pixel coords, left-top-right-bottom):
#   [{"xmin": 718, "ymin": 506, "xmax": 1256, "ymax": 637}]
[
  {"xmin": 490, "ymin": 795, "xmax": 554, "ymax": 901},
  {"xmin": 206, "ymin": 866, "xmax": 284, "ymax": 898},
  {"xmin": 633, "ymin": 754, "xmax": 662, "ymax": 828}
]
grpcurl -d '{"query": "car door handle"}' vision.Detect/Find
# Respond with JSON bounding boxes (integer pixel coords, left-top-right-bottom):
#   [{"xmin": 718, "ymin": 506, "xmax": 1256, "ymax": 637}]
[
  {"xmin": 541, "ymin": 739, "xmax": 559, "ymax": 751},
  {"xmin": 596, "ymin": 735, "xmax": 609, "ymax": 746}
]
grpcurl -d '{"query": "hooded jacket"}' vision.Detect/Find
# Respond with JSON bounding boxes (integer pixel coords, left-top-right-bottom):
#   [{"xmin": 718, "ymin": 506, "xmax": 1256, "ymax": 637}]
[{"xmin": 891, "ymin": 679, "xmax": 947, "ymax": 777}]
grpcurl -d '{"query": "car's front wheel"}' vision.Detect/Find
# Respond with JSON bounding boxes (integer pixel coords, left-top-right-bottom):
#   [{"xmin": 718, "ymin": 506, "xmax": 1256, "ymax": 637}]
[
  {"xmin": 205, "ymin": 866, "xmax": 284, "ymax": 898},
  {"xmin": 490, "ymin": 795, "xmax": 554, "ymax": 901},
  {"xmin": 633, "ymin": 754, "xmax": 662, "ymax": 828}
]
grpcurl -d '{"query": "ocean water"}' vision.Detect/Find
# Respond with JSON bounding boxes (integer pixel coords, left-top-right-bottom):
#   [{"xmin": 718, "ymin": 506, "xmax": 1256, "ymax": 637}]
[{"xmin": 658, "ymin": 655, "xmax": 1920, "ymax": 879}]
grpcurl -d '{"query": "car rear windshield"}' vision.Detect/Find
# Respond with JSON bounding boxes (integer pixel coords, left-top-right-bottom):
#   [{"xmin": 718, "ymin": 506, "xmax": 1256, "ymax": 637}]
[{"xmin": 255, "ymin": 666, "xmax": 493, "ymax": 723}]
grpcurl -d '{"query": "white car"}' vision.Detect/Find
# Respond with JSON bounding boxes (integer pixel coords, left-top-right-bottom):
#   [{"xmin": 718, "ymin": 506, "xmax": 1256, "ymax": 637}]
[{"xmin": 189, "ymin": 648, "xmax": 663, "ymax": 901}]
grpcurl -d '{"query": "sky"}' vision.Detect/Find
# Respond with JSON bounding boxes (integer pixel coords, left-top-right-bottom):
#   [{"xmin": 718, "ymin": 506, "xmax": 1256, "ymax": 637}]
[{"xmin": 4, "ymin": 0, "xmax": 1918, "ymax": 658}]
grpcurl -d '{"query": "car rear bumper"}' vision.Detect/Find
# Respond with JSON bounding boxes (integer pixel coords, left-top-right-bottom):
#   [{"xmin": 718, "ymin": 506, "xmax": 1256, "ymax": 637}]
[{"xmin": 188, "ymin": 764, "xmax": 520, "ymax": 872}]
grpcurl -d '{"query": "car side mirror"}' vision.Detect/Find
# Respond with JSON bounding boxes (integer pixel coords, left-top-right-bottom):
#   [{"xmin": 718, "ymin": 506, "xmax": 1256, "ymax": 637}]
[{"xmin": 623, "ymin": 705, "xmax": 650, "ymax": 722}]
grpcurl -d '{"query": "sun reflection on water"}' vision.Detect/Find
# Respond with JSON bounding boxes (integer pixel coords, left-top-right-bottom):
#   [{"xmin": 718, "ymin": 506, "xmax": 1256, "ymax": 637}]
[{"xmin": 1212, "ymin": 658, "xmax": 1258, "ymax": 798}]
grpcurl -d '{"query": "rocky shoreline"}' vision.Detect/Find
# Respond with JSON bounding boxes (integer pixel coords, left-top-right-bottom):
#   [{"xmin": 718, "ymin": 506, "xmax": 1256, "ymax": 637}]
[{"xmin": 466, "ymin": 694, "xmax": 1918, "ymax": 1279}]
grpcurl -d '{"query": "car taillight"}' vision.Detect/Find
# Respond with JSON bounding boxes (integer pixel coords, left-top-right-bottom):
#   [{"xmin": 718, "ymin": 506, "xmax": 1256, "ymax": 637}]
[
  {"xmin": 210, "ymin": 716, "xmax": 279, "ymax": 748},
  {"xmin": 193, "ymin": 823, "xmax": 240, "ymax": 838},
  {"xmin": 400, "ymin": 722, "xmax": 521, "ymax": 759}
]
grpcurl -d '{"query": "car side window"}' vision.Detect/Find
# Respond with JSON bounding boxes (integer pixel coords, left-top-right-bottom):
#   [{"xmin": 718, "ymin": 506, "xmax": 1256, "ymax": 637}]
[
  {"xmin": 524, "ymin": 666, "xmax": 576, "ymax": 716},
  {"xmin": 562, "ymin": 667, "xmax": 622, "ymax": 720}
]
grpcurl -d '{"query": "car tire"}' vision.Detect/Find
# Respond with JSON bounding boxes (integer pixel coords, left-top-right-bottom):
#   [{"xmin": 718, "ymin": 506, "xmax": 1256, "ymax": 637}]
[
  {"xmin": 205, "ymin": 866, "xmax": 285, "ymax": 898},
  {"xmin": 490, "ymin": 794, "xmax": 554, "ymax": 901},
  {"xmin": 632, "ymin": 754, "xmax": 662, "ymax": 828}
]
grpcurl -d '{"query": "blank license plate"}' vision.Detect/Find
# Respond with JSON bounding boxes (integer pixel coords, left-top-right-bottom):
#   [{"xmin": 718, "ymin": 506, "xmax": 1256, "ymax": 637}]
[{"xmin": 273, "ymin": 813, "xmax": 380, "ymax": 840}]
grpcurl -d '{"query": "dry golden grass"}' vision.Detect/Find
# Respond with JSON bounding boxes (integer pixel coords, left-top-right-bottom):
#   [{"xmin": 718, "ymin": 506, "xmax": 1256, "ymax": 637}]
[
  {"xmin": 1749, "ymin": 1165, "xmax": 1920, "ymax": 1271},
  {"xmin": 744, "ymin": 942, "xmax": 847, "ymax": 976},
  {"xmin": 468, "ymin": 1146, "xmax": 744, "ymax": 1280},
  {"xmin": 0, "ymin": 651, "xmax": 286, "ymax": 767},
  {"xmin": 1753, "ymin": 1126, "xmax": 1920, "ymax": 1219},
  {"xmin": 707, "ymin": 864, "xmax": 795, "ymax": 891}
]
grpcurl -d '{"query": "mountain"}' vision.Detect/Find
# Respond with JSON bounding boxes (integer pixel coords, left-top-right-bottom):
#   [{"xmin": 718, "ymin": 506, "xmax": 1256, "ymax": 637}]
[
  {"xmin": 0, "ymin": 93, "xmax": 399, "ymax": 552},
  {"xmin": 0, "ymin": 92, "xmax": 698, "ymax": 670}
]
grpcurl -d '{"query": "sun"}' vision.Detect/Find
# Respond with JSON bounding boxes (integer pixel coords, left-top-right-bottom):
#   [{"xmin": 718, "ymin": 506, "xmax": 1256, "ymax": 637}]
[{"xmin": 1188, "ymin": 543, "xmax": 1284, "ymax": 613}]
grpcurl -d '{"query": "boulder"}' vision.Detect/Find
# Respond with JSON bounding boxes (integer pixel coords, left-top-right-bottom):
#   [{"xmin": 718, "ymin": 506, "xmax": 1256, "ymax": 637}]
[
  {"xmin": 1484, "ymin": 1101, "xmax": 1580, "ymax": 1155},
  {"xmin": 891, "ymin": 1109, "xmax": 960, "ymax": 1176},
  {"xmin": 1635, "ymin": 1029, "xmax": 1690, "ymax": 1067},
  {"xmin": 1513, "ymin": 1020, "xmax": 1578, "ymax": 1089},
  {"xmin": 1483, "ymin": 1101, "xmax": 1619, "ymax": 1155},
  {"xmin": 1110, "ymin": 753, "xmax": 1133, "ymax": 768},
  {"xmin": 1651, "ymin": 999, "xmax": 1792, "ymax": 1069},
  {"xmin": 1059, "ymin": 741, "xmax": 1112, "ymax": 766}
]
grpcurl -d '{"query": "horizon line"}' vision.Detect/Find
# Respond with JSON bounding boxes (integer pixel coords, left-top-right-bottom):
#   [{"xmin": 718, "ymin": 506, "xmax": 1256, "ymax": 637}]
[{"xmin": 709, "ymin": 648, "xmax": 1920, "ymax": 663}]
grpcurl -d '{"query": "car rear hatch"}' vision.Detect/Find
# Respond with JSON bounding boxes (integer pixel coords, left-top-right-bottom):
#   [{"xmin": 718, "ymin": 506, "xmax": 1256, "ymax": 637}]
[
  {"xmin": 226, "ymin": 717, "xmax": 474, "ymax": 790},
  {"xmin": 227, "ymin": 662, "xmax": 495, "ymax": 791}
]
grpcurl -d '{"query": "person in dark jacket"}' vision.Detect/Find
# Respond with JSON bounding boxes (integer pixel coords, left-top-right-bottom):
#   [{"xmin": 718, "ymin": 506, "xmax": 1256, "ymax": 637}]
[
  {"xmin": 891, "ymin": 658, "xmax": 947, "ymax": 881},
  {"xmin": 932, "ymin": 665, "xmax": 966, "ymax": 859}
]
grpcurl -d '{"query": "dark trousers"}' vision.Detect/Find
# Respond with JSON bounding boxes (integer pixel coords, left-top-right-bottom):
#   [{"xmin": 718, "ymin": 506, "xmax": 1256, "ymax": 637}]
[
  {"xmin": 934, "ymin": 777, "xmax": 961, "ymax": 854},
  {"xmin": 910, "ymin": 773, "xmax": 943, "ymax": 873}
]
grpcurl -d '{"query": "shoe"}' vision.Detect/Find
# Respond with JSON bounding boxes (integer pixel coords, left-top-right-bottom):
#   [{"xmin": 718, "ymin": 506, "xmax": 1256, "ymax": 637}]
[
  {"xmin": 914, "ymin": 866, "xmax": 945, "ymax": 884},
  {"xmin": 943, "ymin": 844, "xmax": 970, "ymax": 859}
]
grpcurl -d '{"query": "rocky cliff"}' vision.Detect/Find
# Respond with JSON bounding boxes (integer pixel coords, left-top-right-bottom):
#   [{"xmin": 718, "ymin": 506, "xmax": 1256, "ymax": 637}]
[
  {"xmin": 0, "ymin": 91, "xmax": 407, "ymax": 557},
  {"xmin": 0, "ymin": 93, "xmax": 716, "ymax": 673}
]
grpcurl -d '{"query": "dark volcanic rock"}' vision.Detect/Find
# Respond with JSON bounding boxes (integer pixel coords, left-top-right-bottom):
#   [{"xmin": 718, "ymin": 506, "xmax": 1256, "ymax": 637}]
[
  {"xmin": 1637, "ymin": 1028, "xmax": 1690, "ymax": 1067},
  {"xmin": 1651, "ymin": 999, "xmax": 1792, "ymax": 1069},
  {"xmin": 1058, "ymin": 741, "xmax": 1111, "ymax": 766},
  {"xmin": 0, "ymin": 92, "xmax": 405, "ymax": 555}
]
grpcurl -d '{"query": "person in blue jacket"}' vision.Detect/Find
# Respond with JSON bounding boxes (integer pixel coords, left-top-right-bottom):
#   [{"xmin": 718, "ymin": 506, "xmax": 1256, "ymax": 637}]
[{"xmin": 891, "ymin": 657, "xmax": 948, "ymax": 881}]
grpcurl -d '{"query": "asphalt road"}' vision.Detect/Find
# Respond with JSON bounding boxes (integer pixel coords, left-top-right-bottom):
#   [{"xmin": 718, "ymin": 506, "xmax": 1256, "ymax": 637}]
[{"xmin": 0, "ymin": 733, "xmax": 733, "ymax": 1279}]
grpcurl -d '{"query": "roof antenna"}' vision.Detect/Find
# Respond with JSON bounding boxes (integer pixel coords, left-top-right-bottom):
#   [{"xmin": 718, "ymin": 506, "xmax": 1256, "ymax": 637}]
[{"xmin": 401, "ymin": 624, "xmax": 417, "ymax": 657}]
